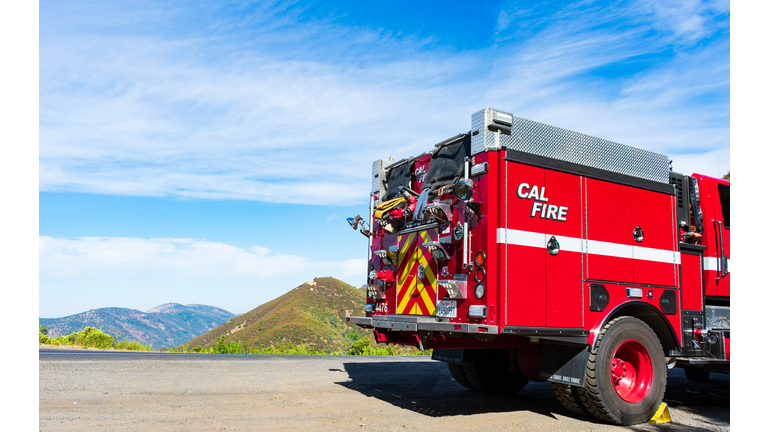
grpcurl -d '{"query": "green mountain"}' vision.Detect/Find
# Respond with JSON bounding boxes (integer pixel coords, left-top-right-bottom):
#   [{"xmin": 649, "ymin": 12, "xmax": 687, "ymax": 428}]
[
  {"xmin": 182, "ymin": 277, "xmax": 372, "ymax": 353},
  {"xmin": 40, "ymin": 303, "xmax": 235, "ymax": 349}
]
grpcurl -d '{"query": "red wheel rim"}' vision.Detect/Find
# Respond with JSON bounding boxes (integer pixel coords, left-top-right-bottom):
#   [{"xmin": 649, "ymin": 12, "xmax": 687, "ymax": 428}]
[{"xmin": 611, "ymin": 340, "xmax": 653, "ymax": 403}]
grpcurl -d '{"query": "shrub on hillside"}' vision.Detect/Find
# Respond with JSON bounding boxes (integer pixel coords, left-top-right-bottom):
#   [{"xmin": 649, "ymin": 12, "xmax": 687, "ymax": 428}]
[
  {"xmin": 211, "ymin": 335, "xmax": 248, "ymax": 354},
  {"xmin": 252, "ymin": 342, "xmax": 325, "ymax": 355},
  {"xmin": 346, "ymin": 339, "xmax": 394, "ymax": 356},
  {"xmin": 190, "ymin": 338, "xmax": 327, "ymax": 355},
  {"xmin": 46, "ymin": 326, "xmax": 152, "ymax": 351},
  {"xmin": 53, "ymin": 326, "xmax": 114, "ymax": 349},
  {"xmin": 39, "ymin": 325, "xmax": 51, "ymax": 344},
  {"xmin": 172, "ymin": 339, "xmax": 427, "ymax": 356},
  {"xmin": 115, "ymin": 340, "xmax": 153, "ymax": 351}
]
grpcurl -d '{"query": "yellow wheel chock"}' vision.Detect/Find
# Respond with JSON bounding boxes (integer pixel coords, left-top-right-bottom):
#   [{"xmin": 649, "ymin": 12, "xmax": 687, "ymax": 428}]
[{"xmin": 647, "ymin": 402, "xmax": 671, "ymax": 424}]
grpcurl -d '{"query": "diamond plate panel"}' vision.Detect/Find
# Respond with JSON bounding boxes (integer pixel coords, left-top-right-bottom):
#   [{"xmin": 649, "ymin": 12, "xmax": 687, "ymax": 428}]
[
  {"xmin": 372, "ymin": 158, "xmax": 394, "ymax": 197},
  {"xmin": 471, "ymin": 108, "xmax": 670, "ymax": 184},
  {"xmin": 372, "ymin": 160, "xmax": 383, "ymax": 193},
  {"xmin": 471, "ymin": 109, "xmax": 487, "ymax": 155},
  {"xmin": 704, "ymin": 305, "xmax": 730, "ymax": 330}
]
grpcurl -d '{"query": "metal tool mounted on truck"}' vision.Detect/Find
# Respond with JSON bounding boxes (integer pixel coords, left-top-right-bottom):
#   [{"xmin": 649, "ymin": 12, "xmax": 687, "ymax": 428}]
[{"xmin": 345, "ymin": 108, "xmax": 730, "ymax": 426}]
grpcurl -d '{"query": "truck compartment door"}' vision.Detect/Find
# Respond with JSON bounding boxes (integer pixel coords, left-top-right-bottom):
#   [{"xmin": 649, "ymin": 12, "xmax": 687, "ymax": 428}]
[
  {"xmin": 585, "ymin": 178, "xmax": 634, "ymax": 283},
  {"xmin": 630, "ymin": 188, "xmax": 677, "ymax": 287},
  {"xmin": 544, "ymin": 170, "xmax": 583, "ymax": 328},
  {"xmin": 503, "ymin": 163, "xmax": 546, "ymax": 327},
  {"xmin": 697, "ymin": 177, "xmax": 730, "ymax": 298},
  {"xmin": 680, "ymin": 250, "xmax": 704, "ymax": 311}
]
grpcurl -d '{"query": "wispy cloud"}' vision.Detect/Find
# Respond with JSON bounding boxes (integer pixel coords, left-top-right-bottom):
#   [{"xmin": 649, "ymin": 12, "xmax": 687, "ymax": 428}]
[
  {"xmin": 39, "ymin": 235, "xmax": 367, "ymax": 316},
  {"xmin": 484, "ymin": 0, "xmax": 729, "ymax": 175},
  {"xmin": 40, "ymin": 236, "xmax": 305, "ymax": 279},
  {"xmin": 40, "ymin": 1, "xmax": 730, "ymax": 205},
  {"xmin": 40, "ymin": 2, "xmax": 483, "ymax": 204},
  {"xmin": 40, "ymin": 235, "xmax": 364, "ymax": 281},
  {"xmin": 633, "ymin": 0, "xmax": 730, "ymax": 44}
]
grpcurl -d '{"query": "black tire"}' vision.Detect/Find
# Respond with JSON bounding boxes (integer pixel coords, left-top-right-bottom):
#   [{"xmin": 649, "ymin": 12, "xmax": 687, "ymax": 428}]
[
  {"xmin": 463, "ymin": 349, "xmax": 528, "ymax": 396},
  {"xmin": 552, "ymin": 383, "xmax": 589, "ymax": 416},
  {"xmin": 576, "ymin": 316, "xmax": 667, "ymax": 425},
  {"xmin": 684, "ymin": 367, "xmax": 710, "ymax": 382},
  {"xmin": 447, "ymin": 363, "xmax": 475, "ymax": 390}
]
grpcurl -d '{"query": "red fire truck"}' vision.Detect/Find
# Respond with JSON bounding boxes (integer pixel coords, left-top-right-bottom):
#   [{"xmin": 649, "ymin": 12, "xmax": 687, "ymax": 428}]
[{"xmin": 345, "ymin": 108, "xmax": 730, "ymax": 425}]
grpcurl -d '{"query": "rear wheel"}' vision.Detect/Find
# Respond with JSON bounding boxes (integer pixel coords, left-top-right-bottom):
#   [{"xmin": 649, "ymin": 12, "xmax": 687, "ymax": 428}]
[
  {"xmin": 463, "ymin": 349, "xmax": 528, "ymax": 396},
  {"xmin": 684, "ymin": 367, "xmax": 710, "ymax": 382},
  {"xmin": 552, "ymin": 383, "xmax": 589, "ymax": 416},
  {"xmin": 447, "ymin": 363, "xmax": 475, "ymax": 390},
  {"xmin": 577, "ymin": 317, "xmax": 667, "ymax": 425}
]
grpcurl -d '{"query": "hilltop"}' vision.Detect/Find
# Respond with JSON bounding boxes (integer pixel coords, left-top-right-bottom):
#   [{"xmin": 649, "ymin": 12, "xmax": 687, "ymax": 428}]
[
  {"xmin": 183, "ymin": 277, "xmax": 371, "ymax": 353},
  {"xmin": 40, "ymin": 303, "xmax": 235, "ymax": 349}
]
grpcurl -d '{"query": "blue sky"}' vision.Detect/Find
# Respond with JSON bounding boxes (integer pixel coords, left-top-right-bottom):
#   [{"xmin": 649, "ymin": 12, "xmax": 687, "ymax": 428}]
[{"xmin": 38, "ymin": 0, "xmax": 731, "ymax": 318}]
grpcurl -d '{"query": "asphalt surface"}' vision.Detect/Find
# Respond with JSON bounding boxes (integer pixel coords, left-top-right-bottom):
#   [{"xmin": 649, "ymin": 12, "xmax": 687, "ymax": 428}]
[{"xmin": 39, "ymin": 348, "xmax": 729, "ymax": 431}]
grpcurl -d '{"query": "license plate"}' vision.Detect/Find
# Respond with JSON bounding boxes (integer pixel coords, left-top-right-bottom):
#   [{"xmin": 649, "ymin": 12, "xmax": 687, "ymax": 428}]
[{"xmin": 436, "ymin": 300, "xmax": 457, "ymax": 318}]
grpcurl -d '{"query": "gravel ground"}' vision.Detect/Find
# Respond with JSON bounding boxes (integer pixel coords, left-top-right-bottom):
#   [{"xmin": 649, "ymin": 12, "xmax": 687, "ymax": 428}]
[{"xmin": 39, "ymin": 349, "xmax": 729, "ymax": 431}]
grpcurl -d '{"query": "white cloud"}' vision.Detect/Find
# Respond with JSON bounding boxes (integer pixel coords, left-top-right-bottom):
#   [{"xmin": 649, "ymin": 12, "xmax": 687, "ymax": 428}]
[
  {"xmin": 39, "ymin": 1, "xmax": 729, "ymax": 205},
  {"xmin": 39, "ymin": 16, "xmax": 481, "ymax": 204},
  {"xmin": 633, "ymin": 0, "xmax": 730, "ymax": 44},
  {"xmin": 39, "ymin": 235, "xmax": 369, "ymax": 317},
  {"xmin": 482, "ymin": 1, "xmax": 729, "ymax": 170},
  {"xmin": 40, "ymin": 235, "xmax": 368, "ymax": 283},
  {"xmin": 496, "ymin": 10, "xmax": 512, "ymax": 33},
  {"xmin": 39, "ymin": 236, "xmax": 308, "ymax": 279},
  {"xmin": 667, "ymin": 148, "xmax": 730, "ymax": 178}
]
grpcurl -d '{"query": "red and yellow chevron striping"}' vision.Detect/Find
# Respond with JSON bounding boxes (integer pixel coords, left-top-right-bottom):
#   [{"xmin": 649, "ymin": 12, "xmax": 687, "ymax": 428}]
[{"xmin": 396, "ymin": 229, "xmax": 438, "ymax": 315}]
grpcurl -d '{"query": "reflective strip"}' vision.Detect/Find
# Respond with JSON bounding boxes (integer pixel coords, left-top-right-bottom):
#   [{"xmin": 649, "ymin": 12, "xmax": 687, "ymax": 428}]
[
  {"xmin": 703, "ymin": 256, "xmax": 731, "ymax": 272},
  {"xmin": 633, "ymin": 245, "xmax": 679, "ymax": 265},
  {"xmin": 588, "ymin": 238, "xmax": 632, "ymax": 259},
  {"xmin": 496, "ymin": 228, "xmax": 680, "ymax": 265},
  {"xmin": 497, "ymin": 228, "xmax": 545, "ymax": 249},
  {"xmin": 557, "ymin": 235, "xmax": 583, "ymax": 254},
  {"xmin": 703, "ymin": 257, "xmax": 717, "ymax": 271}
]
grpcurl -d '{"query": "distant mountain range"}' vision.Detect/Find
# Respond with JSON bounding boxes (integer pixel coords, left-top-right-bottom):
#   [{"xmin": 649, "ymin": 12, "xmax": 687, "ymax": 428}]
[
  {"xmin": 184, "ymin": 277, "xmax": 371, "ymax": 353},
  {"xmin": 40, "ymin": 303, "xmax": 236, "ymax": 349}
]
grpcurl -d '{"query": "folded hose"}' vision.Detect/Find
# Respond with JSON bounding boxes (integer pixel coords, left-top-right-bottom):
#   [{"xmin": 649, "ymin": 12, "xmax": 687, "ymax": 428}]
[{"xmin": 374, "ymin": 197, "xmax": 406, "ymax": 220}]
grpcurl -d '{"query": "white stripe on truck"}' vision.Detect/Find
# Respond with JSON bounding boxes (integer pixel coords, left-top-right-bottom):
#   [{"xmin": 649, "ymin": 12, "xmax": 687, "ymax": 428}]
[{"xmin": 496, "ymin": 228, "xmax": 680, "ymax": 265}]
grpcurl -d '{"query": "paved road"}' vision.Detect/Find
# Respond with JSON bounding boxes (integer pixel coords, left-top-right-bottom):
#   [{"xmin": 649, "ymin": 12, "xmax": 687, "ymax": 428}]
[{"xmin": 39, "ymin": 348, "xmax": 729, "ymax": 431}]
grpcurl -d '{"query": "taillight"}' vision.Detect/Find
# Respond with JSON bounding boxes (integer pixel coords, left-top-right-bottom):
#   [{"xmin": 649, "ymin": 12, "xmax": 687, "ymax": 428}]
[
  {"xmin": 475, "ymin": 266, "xmax": 486, "ymax": 283},
  {"xmin": 474, "ymin": 251, "xmax": 486, "ymax": 282},
  {"xmin": 474, "ymin": 284, "xmax": 485, "ymax": 299},
  {"xmin": 474, "ymin": 251, "xmax": 486, "ymax": 267}
]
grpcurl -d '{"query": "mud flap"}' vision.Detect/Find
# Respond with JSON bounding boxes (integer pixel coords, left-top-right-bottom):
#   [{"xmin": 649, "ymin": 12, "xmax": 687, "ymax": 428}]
[
  {"xmin": 538, "ymin": 342, "xmax": 589, "ymax": 387},
  {"xmin": 432, "ymin": 349, "xmax": 464, "ymax": 365}
]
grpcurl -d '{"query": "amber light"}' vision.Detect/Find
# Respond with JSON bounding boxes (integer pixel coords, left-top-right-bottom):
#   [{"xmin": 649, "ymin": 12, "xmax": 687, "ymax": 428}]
[{"xmin": 474, "ymin": 251, "xmax": 486, "ymax": 267}]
